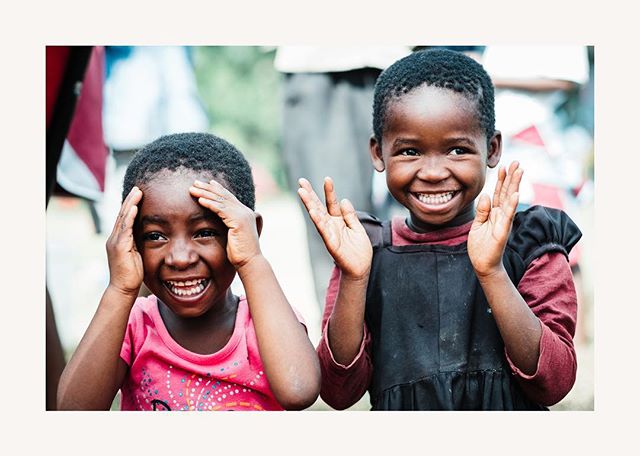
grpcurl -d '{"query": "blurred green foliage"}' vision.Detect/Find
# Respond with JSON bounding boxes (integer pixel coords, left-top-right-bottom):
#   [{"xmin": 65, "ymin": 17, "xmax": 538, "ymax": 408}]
[{"xmin": 192, "ymin": 46, "xmax": 286, "ymax": 189}]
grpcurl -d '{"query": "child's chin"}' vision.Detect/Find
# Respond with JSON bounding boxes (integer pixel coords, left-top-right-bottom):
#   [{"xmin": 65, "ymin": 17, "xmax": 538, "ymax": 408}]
[{"xmin": 171, "ymin": 305, "xmax": 211, "ymax": 319}]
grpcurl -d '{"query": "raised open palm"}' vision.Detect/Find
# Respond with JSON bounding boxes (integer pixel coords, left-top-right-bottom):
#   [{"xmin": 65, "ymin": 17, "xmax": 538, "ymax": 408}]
[
  {"xmin": 297, "ymin": 177, "xmax": 372, "ymax": 280},
  {"xmin": 468, "ymin": 161, "xmax": 523, "ymax": 277},
  {"xmin": 189, "ymin": 179, "xmax": 262, "ymax": 270},
  {"xmin": 105, "ymin": 186, "xmax": 144, "ymax": 295}
]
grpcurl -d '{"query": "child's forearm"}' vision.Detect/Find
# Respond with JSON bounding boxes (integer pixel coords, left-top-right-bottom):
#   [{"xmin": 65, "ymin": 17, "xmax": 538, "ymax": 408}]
[
  {"xmin": 326, "ymin": 272, "xmax": 369, "ymax": 366},
  {"xmin": 57, "ymin": 285, "xmax": 134, "ymax": 410},
  {"xmin": 477, "ymin": 267, "xmax": 542, "ymax": 375},
  {"xmin": 237, "ymin": 254, "xmax": 321, "ymax": 410}
]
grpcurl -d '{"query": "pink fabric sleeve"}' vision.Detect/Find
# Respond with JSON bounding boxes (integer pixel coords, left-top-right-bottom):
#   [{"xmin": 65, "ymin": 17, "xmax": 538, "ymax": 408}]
[
  {"xmin": 119, "ymin": 300, "xmax": 140, "ymax": 366},
  {"xmin": 507, "ymin": 252, "xmax": 578, "ymax": 405},
  {"xmin": 119, "ymin": 297, "xmax": 150, "ymax": 366},
  {"xmin": 316, "ymin": 266, "xmax": 373, "ymax": 410}
]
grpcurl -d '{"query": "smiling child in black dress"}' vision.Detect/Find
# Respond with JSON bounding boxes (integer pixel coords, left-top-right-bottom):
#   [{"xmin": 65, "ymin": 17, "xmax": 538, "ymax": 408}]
[{"xmin": 298, "ymin": 49, "xmax": 581, "ymax": 410}]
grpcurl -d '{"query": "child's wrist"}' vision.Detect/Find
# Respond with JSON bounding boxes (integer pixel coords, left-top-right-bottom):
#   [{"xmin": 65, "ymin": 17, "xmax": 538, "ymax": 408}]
[
  {"xmin": 340, "ymin": 268, "xmax": 371, "ymax": 285},
  {"xmin": 235, "ymin": 253, "xmax": 268, "ymax": 277},
  {"xmin": 106, "ymin": 282, "xmax": 141, "ymax": 301},
  {"xmin": 474, "ymin": 265, "xmax": 508, "ymax": 282}
]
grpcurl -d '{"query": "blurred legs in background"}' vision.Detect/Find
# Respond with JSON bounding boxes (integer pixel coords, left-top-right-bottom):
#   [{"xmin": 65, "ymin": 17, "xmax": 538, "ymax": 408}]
[{"xmin": 280, "ymin": 69, "xmax": 380, "ymax": 309}]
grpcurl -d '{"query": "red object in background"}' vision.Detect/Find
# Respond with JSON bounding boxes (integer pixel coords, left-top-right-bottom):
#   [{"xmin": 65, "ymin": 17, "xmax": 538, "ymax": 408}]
[
  {"xmin": 46, "ymin": 47, "xmax": 71, "ymax": 129},
  {"xmin": 512, "ymin": 124, "xmax": 545, "ymax": 147},
  {"xmin": 46, "ymin": 46, "xmax": 93, "ymax": 206},
  {"xmin": 58, "ymin": 47, "xmax": 109, "ymax": 197}
]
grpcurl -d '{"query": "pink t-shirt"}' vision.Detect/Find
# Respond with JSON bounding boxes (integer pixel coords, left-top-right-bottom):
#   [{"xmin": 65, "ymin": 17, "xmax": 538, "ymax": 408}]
[{"xmin": 119, "ymin": 295, "xmax": 303, "ymax": 411}]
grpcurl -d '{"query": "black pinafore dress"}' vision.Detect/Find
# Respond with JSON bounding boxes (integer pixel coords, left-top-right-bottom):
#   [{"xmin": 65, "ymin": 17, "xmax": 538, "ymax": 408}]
[{"xmin": 362, "ymin": 205, "xmax": 581, "ymax": 410}]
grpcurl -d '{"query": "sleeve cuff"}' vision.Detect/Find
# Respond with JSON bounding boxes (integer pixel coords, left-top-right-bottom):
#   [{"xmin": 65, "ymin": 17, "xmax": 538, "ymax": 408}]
[
  {"xmin": 321, "ymin": 321, "xmax": 369, "ymax": 370},
  {"xmin": 505, "ymin": 320, "xmax": 548, "ymax": 380}
]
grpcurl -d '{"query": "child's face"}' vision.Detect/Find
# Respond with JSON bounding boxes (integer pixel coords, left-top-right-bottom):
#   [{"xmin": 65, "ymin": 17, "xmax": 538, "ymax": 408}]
[
  {"xmin": 371, "ymin": 85, "xmax": 501, "ymax": 230},
  {"xmin": 134, "ymin": 170, "xmax": 236, "ymax": 319}
]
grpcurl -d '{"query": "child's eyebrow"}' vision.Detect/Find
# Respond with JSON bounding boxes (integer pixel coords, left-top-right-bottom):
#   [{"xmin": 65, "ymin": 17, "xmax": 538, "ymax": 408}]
[
  {"xmin": 392, "ymin": 138, "xmax": 419, "ymax": 147},
  {"xmin": 188, "ymin": 213, "xmax": 214, "ymax": 223},
  {"xmin": 442, "ymin": 137, "xmax": 477, "ymax": 146},
  {"xmin": 140, "ymin": 215, "xmax": 168, "ymax": 226}
]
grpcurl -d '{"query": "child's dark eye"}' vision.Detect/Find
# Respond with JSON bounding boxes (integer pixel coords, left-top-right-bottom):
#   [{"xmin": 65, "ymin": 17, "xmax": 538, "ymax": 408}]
[
  {"xmin": 400, "ymin": 148, "xmax": 419, "ymax": 157},
  {"xmin": 448, "ymin": 147, "xmax": 469, "ymax": 156},
  {"xmin": 143, "ymin": 232, "xmax": 166, "ymax": 242},
  {"xmin": 195, "ymin": 229, "xmax": 218, "ymax": 238}
]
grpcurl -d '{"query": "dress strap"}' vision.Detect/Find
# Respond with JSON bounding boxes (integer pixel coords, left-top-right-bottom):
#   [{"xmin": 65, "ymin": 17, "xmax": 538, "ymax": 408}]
[{"xmin": 382, "ymin": 220, "xmax": 393, "ymax": 247}]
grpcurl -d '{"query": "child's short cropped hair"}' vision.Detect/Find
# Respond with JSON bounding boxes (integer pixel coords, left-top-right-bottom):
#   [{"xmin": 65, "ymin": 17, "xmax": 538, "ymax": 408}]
[
  {"xmin": 122, "ymin": 132, "xmax": 256, "ymax": 210},
  {"xmin": 372, "ymin": 49, "xmax": 496, "ymax": 145}
]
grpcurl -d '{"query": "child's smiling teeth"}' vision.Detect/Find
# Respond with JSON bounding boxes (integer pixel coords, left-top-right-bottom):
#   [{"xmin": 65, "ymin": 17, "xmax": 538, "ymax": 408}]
[
  {"xmin": 165, "ymin": 279, "xmax": 209, "ymax": 296},
  {"xmin": 416, "ymin": 191, "xmax": 455, "ymax": 205}
]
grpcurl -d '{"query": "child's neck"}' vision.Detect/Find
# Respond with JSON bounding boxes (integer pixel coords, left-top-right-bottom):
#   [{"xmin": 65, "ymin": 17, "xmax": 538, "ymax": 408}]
[
  {"xmin": 158, "ymin": 289, "xmax": 239, "ymax": 355},
  {"xmin": 407, "ymin": 204, "xmax": 475, "ymax": 233}
]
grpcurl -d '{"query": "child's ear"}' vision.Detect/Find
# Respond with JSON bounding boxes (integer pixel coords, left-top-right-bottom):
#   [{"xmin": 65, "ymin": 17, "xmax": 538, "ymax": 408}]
[
  {"xmin": 486, "ymin": 131, "xmax": 502, "ymax": 168},
  {"xmin": 369, "ymin": 136, "xmax": 385, "ymax": 172},
  {"xmin": 255, "ymin": 212, "xmax": 263, "ymax": 237}
]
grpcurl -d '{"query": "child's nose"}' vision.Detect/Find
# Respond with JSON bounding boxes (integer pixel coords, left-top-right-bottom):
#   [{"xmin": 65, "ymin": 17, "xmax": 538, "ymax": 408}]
[
  {"xmin": 416, "ymin": 155, "xmax": 450, "ymax": 182},
  {"xmin": 166, "ymin": 239, "xmax": 198, "ymax": 269}
]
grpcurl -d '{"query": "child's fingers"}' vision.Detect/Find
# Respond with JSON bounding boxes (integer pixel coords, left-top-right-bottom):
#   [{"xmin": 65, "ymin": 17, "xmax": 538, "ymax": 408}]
[
  {"xmin": 298, "ymin": 188, "xmax": 332, "ymax": 233},
  {"xmin": 209, "ymin": 179, "xmax": 241, "ymax": 203},
  {"xmin": 473, "ymin": 193, "xmax": 491, "ymax": 225},
  {"xmin": 297, "ymin": 187, "xmax": 319, "ymax": 216},
  {"xmin": 190, "ymin": 185, "xmax": 226, "ymax": 207},
  {"xmin": 192, "ymin": 179, "xmax": 240, "ymax": 205},
  {"xmin": 498, "ymin": 164, "xmax": 516, "ymax": 207},
  {"xmin": 506, "ymin": 166, "xmax": 523, "ymax": 198},
  {"xmin": 339, "ymin": 198, "xmax": 362, "ymax": 231},
  {"xmin": 108, "ymin": 203, "xmax": 139, "ymax": 257},
  {"xmin": 194, "ymin": 193, "xmax": 225, "ymax": 217},
  {"xmin": 500, "ymin": 161, "xmax": 520, "ymax": 203},
  {"xmin": 492, "ymin": 167, "xmax": 505, "ymax": 208},
  {"xmin": 119, "ymin": 204, "xmax": 139, "ymax": 248},
  {"xmin": 297, "ymin": 177, "xmax": 313, "ymax": 193},
  {"xmin": 324, "ymin": 177, "xmax": 342, "ymax": 217},
  {"xmin": 306, "ymin": 206, "xmax": 327, "ymax": 231},
  {"xmin": 297, "ymin": 179, "xmax": 328, "ymax": 216},
  {"xmin": 504, "ymin": 192, "xmax": 520, "ymax": 221},
  {"xmin": 306, "ymin": 206, "xmax": 338, "ymax": 249},
  {"xmin": 111, "ymin": 187, "xmax": 142, "ymax": 238}
]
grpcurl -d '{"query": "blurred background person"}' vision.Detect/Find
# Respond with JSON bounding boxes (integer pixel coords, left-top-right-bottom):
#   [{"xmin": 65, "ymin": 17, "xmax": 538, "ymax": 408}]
[{"xmin": 274, "ymin": 46, "xmax": 411, "ymax": 310}]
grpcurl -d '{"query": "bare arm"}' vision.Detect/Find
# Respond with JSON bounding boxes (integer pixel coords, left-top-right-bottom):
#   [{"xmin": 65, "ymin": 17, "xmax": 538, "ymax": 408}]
[
  {"xmin": 57, "ymin": 187, "xmax": 143, "ymax": 410},
  {"xmin": 468, "ymin": 162, "xmax": 541, "ymax": 375},
  {"xmin": 297, "ymin": 177, "xmax": 373, "ymax": 366},
  {"xmin": 57, "ymin": 288, "xmax": 133, "ymax": 409},
  {"xmin": 237, "ymin": 255, "xmax": 320, "ymax": 410},
  {"xmin": 477, "ymin": 268, "xmax": 542, "ymax": 374},
  {"xmin": 190, "ymin": 180, "xmax": 320, "ymax": 410}
]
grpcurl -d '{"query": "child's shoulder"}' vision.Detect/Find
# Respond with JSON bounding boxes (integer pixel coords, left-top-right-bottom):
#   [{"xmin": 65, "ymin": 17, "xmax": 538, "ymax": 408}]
[
  {"xmin": 133, "ymin": 294, "xmax": 158, "ymax": 311},
  {"xmin": 126, "ymin": 294, "xmax": 160, "ymax": 327},
  {"xmin": 356, "ymin": 211, "xmax": 385, "ymax": 247},
  {"xmin": 508, "ymin": 205, "xmax": 582, "ymax": 265}
]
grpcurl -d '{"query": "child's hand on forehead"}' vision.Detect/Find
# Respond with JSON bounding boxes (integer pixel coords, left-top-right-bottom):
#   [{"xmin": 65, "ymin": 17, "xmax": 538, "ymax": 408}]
[
  {"xmin": 297, "ymin": 177, "xmax": 372, "ymax": 281},
  {"xmin": 468, "ymin": 161, "xmax": 524, "ymax": 278},
  {"xmin": 190, "ymin": 179, "xmax": 262, "ymax": 270},
  {"xmin": 106, "ymin": 186, "xmax": 144, "ymax": 297}
]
